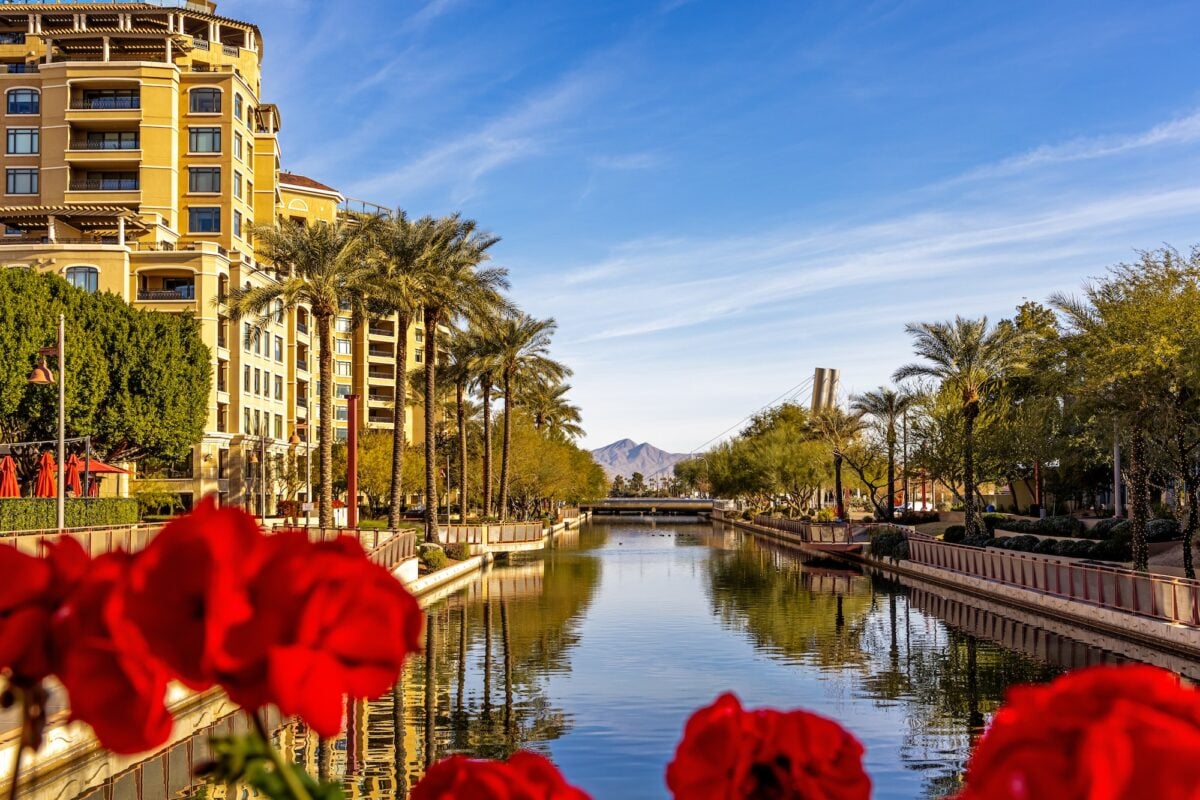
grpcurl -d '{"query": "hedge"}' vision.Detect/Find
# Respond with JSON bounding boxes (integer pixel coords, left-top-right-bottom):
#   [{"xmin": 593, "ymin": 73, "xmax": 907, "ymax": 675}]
[
  {"xmin": 0, "ymin": 498, "xmax": 140, "ymax": 532},
  {"xmin": 869, "ymin": 528, "xmax": 910, "ymax": 561}
]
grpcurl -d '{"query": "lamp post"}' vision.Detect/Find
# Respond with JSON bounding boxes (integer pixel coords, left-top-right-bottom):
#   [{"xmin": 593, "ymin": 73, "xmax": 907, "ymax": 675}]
[
  {"xmin": 290, "ymin": 422, "xmax": 309, "ymax": 524},
  {"xmin": 28, "ymin": 313, "xmax": 65, "ymax": 530}
]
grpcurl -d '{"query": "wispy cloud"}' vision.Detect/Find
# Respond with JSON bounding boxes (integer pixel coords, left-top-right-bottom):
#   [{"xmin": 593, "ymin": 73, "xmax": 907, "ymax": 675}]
[{"xmin": 590, "ymin": 152, "xmax": 664, "ymax": 171}]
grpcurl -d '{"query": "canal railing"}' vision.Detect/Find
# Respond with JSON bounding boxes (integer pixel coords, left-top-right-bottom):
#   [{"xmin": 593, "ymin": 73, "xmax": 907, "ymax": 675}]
[
  {"xmin": 906, "ymin": 533, "xmax": 1200, "ymax": 628},
  {"xmin": 0, "ymin": 522, "xmax": 165, "ymax": 556},
  {"xmin": 441, "ymin": 522, "xmax": 544, "ymax": 547},
  {"xmin": 751, "ymin": 515, "xmax": 853, "ymax": 544}
]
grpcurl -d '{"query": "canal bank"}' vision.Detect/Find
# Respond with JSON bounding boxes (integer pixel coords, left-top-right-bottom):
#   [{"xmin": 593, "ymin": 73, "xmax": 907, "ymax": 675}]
[{"xmin": 719, "ymin": 514, "xmax": 1200, "ymax": 665}]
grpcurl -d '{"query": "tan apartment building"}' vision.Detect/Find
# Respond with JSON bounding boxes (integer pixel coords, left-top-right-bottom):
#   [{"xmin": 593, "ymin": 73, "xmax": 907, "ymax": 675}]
[{"xmin": 0, "ymin": 1, "xmax": 423, "ymax": 515}]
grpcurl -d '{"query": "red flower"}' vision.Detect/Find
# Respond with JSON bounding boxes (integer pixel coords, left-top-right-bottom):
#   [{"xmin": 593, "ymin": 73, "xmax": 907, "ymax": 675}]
[
  {"xmin": 52, "ymin": 551, "xmax": 174, "ymax": 754},
  {"xmin": 956, "ymin": 664, "xmax": 1200, "ymax": 800},
  {"xmin": 124, "ymin": 497, "xmax": 265, "ymax": 689},
  {"xmin": 666, "ymin": 693, "xmax": 870, "ymax": 800},
  {"xmin": 413, "ymin": 752, "xmax": 591, "ymax": 800},
  {"xmin": 0, "ymin": 537, "xmax": 87, "ymax": 683},
  {"xmin": 221, "ymin": 532, "xmax": 423, "ymax": 736}
]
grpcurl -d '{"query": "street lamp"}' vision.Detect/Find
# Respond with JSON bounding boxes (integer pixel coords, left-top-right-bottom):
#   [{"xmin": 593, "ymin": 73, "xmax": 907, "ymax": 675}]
[
  {"xmin": 290, "ymin": 422, "xmax": 310, "ymax": 523},
  {"xmin": 28, "ymin": 313, "xmax": 65, "ymax": 530}
]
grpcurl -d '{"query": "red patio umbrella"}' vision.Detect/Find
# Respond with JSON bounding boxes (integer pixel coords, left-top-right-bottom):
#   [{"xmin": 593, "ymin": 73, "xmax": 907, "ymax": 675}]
[
  {"xmin": 0, "ymin": 456, "xmax": 18, "ymax": 498},
  {"xmin": 64, "ymin": 453, "xmax": 83, "ymax": 498},
  {"xmin": 34, "ymin": 451, "xmax": 56, "ymax": 499},
  {"xmin": 87, "ymin": 478, "xmax": 100, "ymax": 497}
]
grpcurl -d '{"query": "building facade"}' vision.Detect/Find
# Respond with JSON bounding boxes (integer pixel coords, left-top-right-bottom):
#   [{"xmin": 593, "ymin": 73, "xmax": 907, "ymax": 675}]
[{"xmin": 0, "ymin": 0, "xmax": 421, "ymax": 513}]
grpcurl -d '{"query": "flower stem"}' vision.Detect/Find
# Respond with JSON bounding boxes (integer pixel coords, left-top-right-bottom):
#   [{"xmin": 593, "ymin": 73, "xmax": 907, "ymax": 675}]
[
  {"xmin": 251, "ymin": 711, "xmax": 313, "ymax": 800},
  {"xmin": 8, "ymin": 688, "xmax": 25, "ymax": 800}
]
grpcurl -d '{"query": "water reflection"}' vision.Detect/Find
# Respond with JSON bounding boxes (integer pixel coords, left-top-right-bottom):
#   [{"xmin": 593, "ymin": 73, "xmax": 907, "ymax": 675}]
[{"xmin": 44, "ymin": 521, "xmax": 1183, "ymax": 800}]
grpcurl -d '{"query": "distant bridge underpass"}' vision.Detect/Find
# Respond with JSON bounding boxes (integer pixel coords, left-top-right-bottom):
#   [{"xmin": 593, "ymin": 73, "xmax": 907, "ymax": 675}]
[{"xmin": 581, "ymin": 497, "xmax": 715, "ymax": 515}]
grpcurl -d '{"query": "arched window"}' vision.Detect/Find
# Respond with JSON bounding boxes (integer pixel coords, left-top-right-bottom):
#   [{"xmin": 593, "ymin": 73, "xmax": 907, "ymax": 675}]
[
  {"xmin": 189, "ymin": 88, "xmax": 221, "ymax": 114},
  {"xmin": 65, "ymin": 266, "xmax": 98, "ymax": 293},
  {"xmin": 7, "ymin": 89, "xmax": 38, "ymax": 115},
  {"xmin": 274, "ymin": 299, "xmax": 283, "ymax": 324}
]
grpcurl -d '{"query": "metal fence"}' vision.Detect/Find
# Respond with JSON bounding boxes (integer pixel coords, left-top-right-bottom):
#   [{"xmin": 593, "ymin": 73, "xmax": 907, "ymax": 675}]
[
  {"xmin": 752, "ymin": 515, "xmax": 853, "ymax": 544},
  {"xmin": 442, "ymin": 522, "xmax": 545, "ymax": 546},
  {"xmin": 907, "ymin": 534, "xmax": 1200, "ymax": 627},
  {"xmin": 0, "ymin": 523, "xmax": 165, "ymax": 558}
]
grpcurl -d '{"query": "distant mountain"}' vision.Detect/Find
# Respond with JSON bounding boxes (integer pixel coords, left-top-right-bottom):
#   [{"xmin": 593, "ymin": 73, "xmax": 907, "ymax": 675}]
[{"xmin": 590, "ymin": 439, "xmax": 690, "ymax": 480}]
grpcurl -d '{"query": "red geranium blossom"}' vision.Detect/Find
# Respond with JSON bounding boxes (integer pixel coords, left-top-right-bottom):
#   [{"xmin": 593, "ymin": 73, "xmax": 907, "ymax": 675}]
[
  {"xmin": 123, "ymin": 497, "xmax": 266, "ymax": 689},
  {"xmin": 955, "ymin": 664, "xmax": 1200, "ymax": 800},
  {"xmin": 413, "ymin": 752, "xmax": 591, "ymax": 800},
  {"xmin": 0, "ymin": 537, "xmax": 88, "ymax": 683},
  {"xmin": 220, "ymin": 531, "xmax": 423, "ymax": 736},
  {"xmin": 666, "ymin": 693, "xmax": 870, "ymax": 800},
  {"xmin": 52, "ymin": 551, "xmax": 174, "ymax": 754}
]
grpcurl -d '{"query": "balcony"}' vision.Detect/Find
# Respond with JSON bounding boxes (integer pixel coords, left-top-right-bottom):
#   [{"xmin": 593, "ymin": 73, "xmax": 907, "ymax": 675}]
[
  {"xmin": 70, "ymin": 176, "xmax": 139, "ymax": 192},
  {"xmin": 138, "ymin": 286, "xmax": 195, "ymax": 302},
  {"xmin": 0, "ymin": 63, "xmax": 34, "ymax": 74},
  {"xmin": 296, "ymin": 319, "xmax": 308, "ymax": 335},
  {"xmin": 296, "ymin": 357, "xmax": 308, "ymax": 374},
  {"xmin": 0, "ymin": 33, "xmax": 27, "ymax": 45},
  {"xmin": 136, "ymin": 269, "xmax": 196, "ymax": 303},
  {"xmin": 69, "ymin": 96, "xmax": 141, "ymax": 111},
  {"xmin": 367, "ymin": 345, "xmax": 393, "ymax": 360},
  {"xmin": 368, "ymin": 366, "xmax": 394, "ymax": 381},
  {"xmin": 368, "ymin": 323, "xmax": 395, "ymax": 338},
  {"xmin": 68, "ymin": 133, "xmax": 139, "ymax": 151},
  {"xmin": 368, "ymin": 389, "xmax": 395, "ymax": 403}
]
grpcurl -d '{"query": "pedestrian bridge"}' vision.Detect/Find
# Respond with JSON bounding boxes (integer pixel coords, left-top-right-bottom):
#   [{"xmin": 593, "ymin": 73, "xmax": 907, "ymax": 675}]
[{"xmin": 581, "ymin": 497, "xmax": 715, "ymax": 515}]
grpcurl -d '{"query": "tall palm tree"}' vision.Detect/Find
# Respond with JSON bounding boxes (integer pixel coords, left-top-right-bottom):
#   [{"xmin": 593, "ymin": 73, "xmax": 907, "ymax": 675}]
[
  {"xmin": 420, "ymin": 215, "xmax": 507, "ymax": 541},
  {"xmin": 521, "ymin": 380, "xmax": 584, "ymax": 440},
  {"xmin": 443, "ymin": 327, "xmax": 477, "ymax": 520},
  {"xmin": 490, "ymin": 313, "xmax": 569, "ymax": 519},
  {"xmin": 894, "ymin": 317, "xmax": 1020, "ymax": 536},
  {"xmin": 462, "ymin": 319, "xmax": 501, "ymax": 517},
  {"xmin": 813, "ymin": 407, "xmax": 864, "ymax": 520},
  {"xmin": 851, "ymin": 386, "xmax": 914, "ymax": 520},
  {"xmin": 367, "ymin": 211, "xmax": 437, "ymax": 529},
  {"xmin": 229, "ymin": 220, "xmax": 373, "ymax": 528}
]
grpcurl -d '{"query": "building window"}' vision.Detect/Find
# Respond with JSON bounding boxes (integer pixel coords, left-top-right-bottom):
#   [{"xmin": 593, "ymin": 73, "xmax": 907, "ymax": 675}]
[
  {"xmin": 335, "ymin": 406, "xmax": 348, "ymax": 422},
  {"xmin": 254, "ymin": 368, "xmax": 261, "ymax": 395},
  {"xmin": 243, "ymin": 364, "xmax": 251, "ymax": 391},
  {"xmin": 254, "ymin": 409, "xmax": 261, "ymax": 434},
  {"xmin": 247, "ymin": 141, "xmax": 253, "ymax": 163},
  {"xmin": 6, "ymin": 128, "xmax": 37, "ymax": 154},
  {"xmin": 7, "ymin": 89, "xmax": 38, "ymax": 115},
  {"xmin": 274, "ymin": 335, "xmax": 283, "ymax": 361},
  {"xmin": 335, "ymin": 360, "xmax": 351, "ymax": 377},
  {"xmin": 274, "ymin": 413, "xmax": 283, "ymax": 440},
  {"xmin": 334, "ymin": 339, "xmax": 351, "ymax": 355},
  {"xmin": 335, "ymin": 427, "xmax": 348, "ymax": 442},
  {"xmin": 233, "ymin": 210, "xmax": 242, "ymax": 238},
  {"xmin": 252, "ymin": 328, "xmax": 261, "ymax": 355},
  {"xmin": 234, "ymin": 132, "xmax": 242, "ymax": 160},
  {"xmin": 415, "ymin": 328, "xmax": 424, "ymax": 342},
  {"xmin": 190, "ymin": 88, "xmax": 221, "ymax": 114},
  {"xmin": 244, "ymin": 407, "xmax": 251, "ymax": 434},
  {"xmin": 335, "ymin": 384, "xmax": 350, "ymax": 398},
  {"xmin": 415, "ymin": 350, "xmax": 423, "ymax": 363},
  {"xmin": 234, "ymin": 93, "xmax": 243, "ymax": 121},
  {"xmin": 4, "ymin": 225, "xmax": 21, "ymax": 236},
  {"xmin": 244, "ymin": 322, "xmax": 253, "ymax": 351},
  {"xmin": 189, "ymin": 127, "xmax": 221, "ymax": 153},
  {"xmin": 188, "ymin": 207, "xmax": 221, "ymax": 233},
  {"xmin": 65, "ymin": 266, "xmax": 98, "ymax": 293},
  {"xmin": 188, "ymin": 167, "xmax": 220, "ymax": 193},
  {"xmin": 335, "ymin": 317, "xmax": 352, "ymax": 333},
  {"xmin": 274, "ymin": 375, "xmax": 283, "ymax": 400},
  {"xmin": 217, "ymin": 403, "xmax": 228, "ymax": 433},
  {"xmin": 233, "ymin": 170, "xmax": 242, "ymax": 200},
  {"xmin": 6, "ymin": 168, "xmax": 36, "ymax": 194}
]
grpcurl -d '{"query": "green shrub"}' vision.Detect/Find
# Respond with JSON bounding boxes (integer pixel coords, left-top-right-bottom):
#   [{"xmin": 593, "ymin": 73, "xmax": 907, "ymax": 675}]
[
  {"xmin": 893, "ymin": 510, "xmax": 940, "ymax": 525},
  {"xmin": 943, "ymin": 524, "xmax": 966, "ymax": 543},
  {"xmin": 861, "ymin": 515, "xmax": 875, "ymax": 523},
  {"xmin": 980, "ymin": 512, "xmax": 1008, "ymax": 532},
  {"xmin": 0, "ymin": 498, "xmax": 140, "ymax": 531},
  {"xmin": 991, "ymin": 535, "xmax": 1040, "ymax": 552},
  {"xmin": 870, "ymin": 528, "xmax": 909, "ymax": 561},
  {"xmin": 1089, "ymin": 517, "xmax": 1124, "ymax": 538},
  {"xmin": 418, "ymin": 544, "xmax": 448, "ymax": 572},
  {"xmin": 1033, "ymin": 538, "xmax": 1060, "ymax": 555},
  {"xmin": 814, "ymin": 507, "xmax": 835, "ymax": 522},
  {"xmin": 444, "ymin": 543, "xmax": 470, "ymax": 561},
  {"xmin": 1147, "ymin": 518, "xmax": 1181, "ymax": 543},
  {"xmin": 1038, "ymin": 515, "xmax": 1086, "ymax": 537},
  {"xmin": 962, "ymin": 533, "xmax": 993, "ymax": 548},
  {"xmin": 1090, "ymin": 538, "xmax": 1132, "ymax": 562}
]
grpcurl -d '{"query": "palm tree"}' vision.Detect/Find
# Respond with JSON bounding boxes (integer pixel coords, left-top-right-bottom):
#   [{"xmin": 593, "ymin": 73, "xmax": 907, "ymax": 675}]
[
  {"xmin": 367, "ymin": 211, "xmax": 437, "ymax": 529},
  {"xmin": 443, "ymin": 327, "xmax": 478, "ymax": 520},
  {"xmin": 420, "ymin": 215, "xmax": 507, "ymax": 541},
  {"xmin": 813, "ymin": 407, "xmax": 864, "ymax": 520},
  {"xmin": 894, "ymin": 317, "xmax": 1020, "ymax": 536},
  {"xmin": 229, "ymin": 219, "xmax": 373, "ymax": 528},
  {"xmin": 851, "ymin": 387, "xmax": 914, "ymax": 520},
  {"xmin": 462, "ymin": 319, "xmax": 501, "ymax": 517},
  {"xmin": 490, "ymin": 313, "xmax": 569, "ymax": 519},
  {"xmin": 521, "ymin": 380, "xmax": 584, "ymax": 440}
]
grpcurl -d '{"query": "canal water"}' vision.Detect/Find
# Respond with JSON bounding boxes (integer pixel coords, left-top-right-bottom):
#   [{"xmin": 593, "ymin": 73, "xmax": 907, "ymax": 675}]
[
  {"xmin": 53, "ymin": 518, "xmax": 1188, "ymax": 800},
  {"xmin": 268, "ymin": 518, "xmax": 1148, "ymax": 799}
]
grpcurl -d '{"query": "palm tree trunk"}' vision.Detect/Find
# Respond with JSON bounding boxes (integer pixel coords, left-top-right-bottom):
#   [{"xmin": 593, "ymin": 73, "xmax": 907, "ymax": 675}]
[
  {"xmin": 388, "ymin": 312, "xmax": 410, "ymax": 529},
  {"xmin": 886, "ymin": 430, "xmax": 896, "ymax": 521},
  {"xmin": 833, "ymin": 452, "xmax": 845, "ymax": 520},
  {"xmin": 423, "ymin": 308, "xmax": 439, "ymax": 543},
  {"xmin": 456, "ymin": 377, "xmax": 467, "ymax": 521},
  {"xmin": 1183, "ymin": 475, "xmax": 1197, "ymax": 580},
  {"xmin": 1128, "ymin": 420, "xmax": 1149, "ymax": 571},
  {"xmin": 316, "ymin": 313, "xmax": 335, "ymax": 529},
  {"xmin": 963, "ymin": 405, "xmax": 979, "ymax": 536},
  {"xmin": 498, "ymin": 368, "xmax": 513, "ymax": 520},
  {"xmin": 481, "ymin": 383, "xmax": 493, "ymax": 517}
]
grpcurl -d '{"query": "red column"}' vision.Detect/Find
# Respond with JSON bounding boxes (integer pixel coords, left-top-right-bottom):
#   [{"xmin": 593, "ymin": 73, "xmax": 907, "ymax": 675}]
[{"xmin": 346, "ymin": 394, "xmax": 359, "ymax": 528}]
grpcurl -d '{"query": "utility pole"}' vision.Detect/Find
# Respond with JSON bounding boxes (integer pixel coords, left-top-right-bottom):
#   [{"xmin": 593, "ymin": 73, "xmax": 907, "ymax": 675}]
[{"xmin": 902, "ymin": 409, "xmax": 909, "ymax": 510}]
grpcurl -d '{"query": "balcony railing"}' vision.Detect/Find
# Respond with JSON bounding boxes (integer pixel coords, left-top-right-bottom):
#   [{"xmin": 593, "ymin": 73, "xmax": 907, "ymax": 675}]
[
  {"xmin": 138, "ymin": 286, "xmax": 195, "ymax": 301},
  {"xmin": 368, "ymin": 325, "xmax": 394, "ymax": 337},
  {"xmin": 70, "ymin": 177, "xmax": 139, "ymax": 191},
  {"xmin": 222, "ymin": 44, "xmax": 239, "ymax": 57},
  {"xmin": 368, "ymin": 368, "xmax": 394, "ymax": 380},
  {"xmin": 0, "ymin": 63, "xmax": 34, "ymax": 73},
  {"xmin": 296, "ymin": 358, "xmax": 308, "ymax": 373},
  {"xmin": 367, "ymin": 347, "xmax": 393, "ymax": 359},
  {"xmin": 296, "ymin": 320, "xmax": 308, "ymax": 334},
  {"xmin": 0, "ymin": 33, "xmax": 27, "ymax": 45},
  {"xmin": 192, "ymin": 38, "xmax": 209, "ymax": 50},
  {"xmin": 69, "ymin": 96, "xmax": 141, "ymax": 110},
  {"xmin": 69, "ymin": 135, "xmax": 139, "ymax": 151}
]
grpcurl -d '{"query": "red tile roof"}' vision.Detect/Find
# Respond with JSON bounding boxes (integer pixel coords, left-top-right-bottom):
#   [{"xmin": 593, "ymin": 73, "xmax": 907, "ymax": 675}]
[{"xmin": 279, "ymin": 172, "xmax": 340, "ymax": 195}]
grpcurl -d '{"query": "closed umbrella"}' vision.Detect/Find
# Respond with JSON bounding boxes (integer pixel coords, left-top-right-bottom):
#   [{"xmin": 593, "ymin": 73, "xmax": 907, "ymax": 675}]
[
  {"xmin": 0, "ymin": 456, "xmax": 17, "ymax": 498},
  {"xmin": 64, "ymin": 453, "xmax": 83, "ymax": 498},
  {"xmin": 34, "ymin": 451, "xmax": 56, "ymax": 499}
]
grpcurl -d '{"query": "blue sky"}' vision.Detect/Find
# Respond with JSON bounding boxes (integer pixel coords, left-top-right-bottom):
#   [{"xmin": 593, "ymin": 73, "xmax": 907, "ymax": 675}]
[{"xmin": 224, "ymin": 0, "xmax": 1200, "ymax": 453}]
